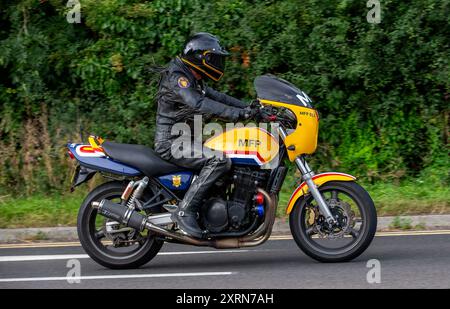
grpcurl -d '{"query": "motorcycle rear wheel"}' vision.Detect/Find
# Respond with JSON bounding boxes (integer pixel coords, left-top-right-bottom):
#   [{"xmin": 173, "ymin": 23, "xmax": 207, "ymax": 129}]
[
  {"xmin": 77, "ymin": 181, "xmax": 164, "ymax": 269},
  {"xmin": 289, "ymin": 181, "xmax": 377, "ymax": 263}
]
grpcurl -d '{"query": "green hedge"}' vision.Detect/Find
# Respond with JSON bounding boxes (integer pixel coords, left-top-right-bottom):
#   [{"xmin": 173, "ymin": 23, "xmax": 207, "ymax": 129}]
[{"xmin": 0, "ymin": 0, "xmax": 448, "ymax": 195}]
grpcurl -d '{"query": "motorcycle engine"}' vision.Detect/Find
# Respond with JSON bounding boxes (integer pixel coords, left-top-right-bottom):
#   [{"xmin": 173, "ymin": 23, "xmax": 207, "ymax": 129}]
[
  {"xmin": 201, "ymin": 167, "xmax": 269, "ymax": 234},
  {"xmin": 201, "ymin": 197, "xmax": 228, "ymax": 233}
]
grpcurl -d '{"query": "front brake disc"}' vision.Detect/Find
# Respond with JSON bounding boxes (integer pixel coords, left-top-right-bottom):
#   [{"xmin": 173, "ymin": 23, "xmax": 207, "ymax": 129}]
[{"xmin": 312, "ymin": 199, "xmax": 355, "ymax": 239}]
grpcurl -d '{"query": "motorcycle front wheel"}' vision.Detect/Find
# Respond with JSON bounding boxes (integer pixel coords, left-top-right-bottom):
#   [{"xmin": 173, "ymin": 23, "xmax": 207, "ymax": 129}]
[
  {"xmin": 290, "ymin": 181, "xmax": 377, "ymax": 263},
  {"xmin": 77, "ymin": 181, "xmax": 164, "ymax": 269}
]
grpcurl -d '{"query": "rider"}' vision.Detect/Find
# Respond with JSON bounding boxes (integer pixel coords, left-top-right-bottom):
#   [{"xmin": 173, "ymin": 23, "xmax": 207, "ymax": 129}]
[{"xmin": 154, "ymin": 32, "xmax": 256, "ymax": 238}]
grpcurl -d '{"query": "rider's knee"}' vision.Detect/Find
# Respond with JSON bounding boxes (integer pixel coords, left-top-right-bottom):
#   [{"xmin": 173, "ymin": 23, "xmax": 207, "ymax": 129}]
[
  {"xmin": 207, "ymin": 156, "xmax": 231, "ymax": 172},
  {"xmin": 222, "ymin": 157, "xmax": 232, "ymax": 171}
]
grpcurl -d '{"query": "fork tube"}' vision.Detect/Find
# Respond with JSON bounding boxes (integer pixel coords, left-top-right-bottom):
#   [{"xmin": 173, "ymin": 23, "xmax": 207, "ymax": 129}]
[
  {"xmin": 278, "ymin": 127, "xmax": 335, "ymax": 224},
  {"xmin": 294, "ymin": 157, "xmax": 335, "ymax": 223}
]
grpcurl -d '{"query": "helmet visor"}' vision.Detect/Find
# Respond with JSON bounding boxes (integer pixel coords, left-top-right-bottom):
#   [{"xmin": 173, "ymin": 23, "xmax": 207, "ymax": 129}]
[{"xmin": 203, "ymin": 52, "xmax": 226, "ymax": 73}]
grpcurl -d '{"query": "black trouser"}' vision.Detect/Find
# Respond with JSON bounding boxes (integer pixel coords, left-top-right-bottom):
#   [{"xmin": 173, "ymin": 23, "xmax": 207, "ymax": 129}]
[{"xmin": 155, "ymin": 130, "xmax": 231, "ymax": 211}]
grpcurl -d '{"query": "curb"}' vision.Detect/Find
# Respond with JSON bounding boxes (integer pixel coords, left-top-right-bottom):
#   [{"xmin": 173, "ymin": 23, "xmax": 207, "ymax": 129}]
[
  {"xmin": 1, "ymin": 215, "xmax": 450, "ymax": 243},
  {"xmin": 0, "ymin": 227, "xmax": 79, "ymax": 243}
]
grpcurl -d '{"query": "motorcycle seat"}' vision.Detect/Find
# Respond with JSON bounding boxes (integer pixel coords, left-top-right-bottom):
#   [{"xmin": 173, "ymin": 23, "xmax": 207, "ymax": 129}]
[{"xmin": 102, "ymin": 141, "xmax": 185, "ymax": 176}]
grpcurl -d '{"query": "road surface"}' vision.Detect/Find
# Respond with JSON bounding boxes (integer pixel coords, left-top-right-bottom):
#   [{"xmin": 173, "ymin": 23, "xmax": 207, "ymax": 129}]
[{"xmin": 0, "ymin": 231, "xmax": 449, "ymax": 289}]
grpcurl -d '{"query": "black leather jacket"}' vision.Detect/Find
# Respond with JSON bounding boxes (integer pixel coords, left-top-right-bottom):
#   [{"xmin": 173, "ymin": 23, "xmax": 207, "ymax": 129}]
[{"xmin": 154, "ymin": 57, "xmax": 247, "ymax": 157}]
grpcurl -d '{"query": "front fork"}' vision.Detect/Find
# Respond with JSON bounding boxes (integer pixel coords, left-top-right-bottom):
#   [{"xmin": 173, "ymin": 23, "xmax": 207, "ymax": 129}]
[
  {"xmin": 279, "ymin": 128, "xmax": 336, "ymax": 225},
  {"xmin": 294, "ymin": 157, "xmax": 336, "ymax": 225}
]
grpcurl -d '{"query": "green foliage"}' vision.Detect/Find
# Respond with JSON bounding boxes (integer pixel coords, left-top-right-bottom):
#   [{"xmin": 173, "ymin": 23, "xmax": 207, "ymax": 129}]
[{"xmin": 0, "ymin": 0, "xmax": 449, "ymax": 195}]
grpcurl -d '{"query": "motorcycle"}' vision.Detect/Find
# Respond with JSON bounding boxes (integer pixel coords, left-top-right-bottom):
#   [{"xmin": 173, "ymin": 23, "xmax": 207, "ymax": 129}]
[{"xmin": 68, "ymin": 75, "xmax": 377, "ymax": 269}]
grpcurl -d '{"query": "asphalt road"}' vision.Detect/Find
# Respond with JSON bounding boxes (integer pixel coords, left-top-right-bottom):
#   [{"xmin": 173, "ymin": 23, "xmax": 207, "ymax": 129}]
[{"xmin": 0, "ymin": 231, "xmax": 449, "ymax": 289}]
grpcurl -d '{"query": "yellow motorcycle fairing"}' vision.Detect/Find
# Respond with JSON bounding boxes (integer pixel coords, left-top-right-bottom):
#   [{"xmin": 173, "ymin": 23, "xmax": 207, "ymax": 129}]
[
  {"xmin": 259, "ymin": 99, "xmax": 319, "ymax": 161},
  {"xmin": 203, "ymin": 126, "xmax": 280, "ymax": 167},
  {"xmin": 286, "ymin": 172, "xmax": 356, "ymax": 214}
]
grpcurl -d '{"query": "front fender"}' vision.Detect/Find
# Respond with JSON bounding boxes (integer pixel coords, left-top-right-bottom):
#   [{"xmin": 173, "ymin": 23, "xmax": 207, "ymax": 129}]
[{"xmin": 286, "ymin": 172, "xmax": 356, "ymax": 214}]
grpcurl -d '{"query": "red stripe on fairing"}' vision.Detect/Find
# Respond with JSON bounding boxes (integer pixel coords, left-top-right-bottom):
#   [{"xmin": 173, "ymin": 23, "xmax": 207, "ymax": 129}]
[
  {"xmin": 287, "ymin": 172, "xmax": 356, "ymax": 207},
  {"xmin": 224, "ymin": 150, "xmax": 267, "ymax": 163}
]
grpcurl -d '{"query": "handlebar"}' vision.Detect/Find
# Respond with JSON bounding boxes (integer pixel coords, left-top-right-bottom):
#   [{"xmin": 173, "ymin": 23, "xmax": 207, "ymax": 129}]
[
  {"xmin": 249, "ymin": 100, "xmax": 296, "ymax": 129},
  {"xmin": 249, "ymin": 100, "xmax": 278, "ymax": 123},
  {"xmin": 258, "ymin": 108, "xmax": 277, "ymax": 122}
]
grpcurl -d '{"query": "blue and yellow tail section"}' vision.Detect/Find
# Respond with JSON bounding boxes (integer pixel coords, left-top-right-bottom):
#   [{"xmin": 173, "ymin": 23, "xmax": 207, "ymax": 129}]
[
  {"xmin": 67, "ymin": 143, "xmax": 142, "ymax": 176},
  {"xmin": 68, "ymin": 143, "xmax": 193, "ymax": 192}
]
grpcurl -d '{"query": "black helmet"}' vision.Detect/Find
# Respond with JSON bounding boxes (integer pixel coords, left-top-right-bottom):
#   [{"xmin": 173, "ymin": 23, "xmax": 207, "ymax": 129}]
[{"xmin": 180, "ymin": 32, "xmax": 230, "ymax": 82}]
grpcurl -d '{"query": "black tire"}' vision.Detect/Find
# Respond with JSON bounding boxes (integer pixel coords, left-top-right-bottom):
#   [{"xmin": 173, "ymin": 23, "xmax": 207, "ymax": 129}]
[
  {"xmin": 77, "ymin": 181, "xmax": 164, "ymax": 269},
  {"xmin": 290, "ymin": 181, "xmax": 377, "ymax": 263}
]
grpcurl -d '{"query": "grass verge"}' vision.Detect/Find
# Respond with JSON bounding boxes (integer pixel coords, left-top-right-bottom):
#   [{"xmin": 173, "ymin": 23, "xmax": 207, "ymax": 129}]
[
  {"xmin": 0, "ymin": 191, "xmax": 85, "ymax": 229},
  {"xmin": 0, "ymin": 181, "xmax": 449, "ymax": 229}
]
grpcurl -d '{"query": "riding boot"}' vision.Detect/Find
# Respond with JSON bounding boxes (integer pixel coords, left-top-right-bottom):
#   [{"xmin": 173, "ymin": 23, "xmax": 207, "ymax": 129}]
[{"xmin": 172, "ymin": 157, "xmax": 231, "ymax": 238}]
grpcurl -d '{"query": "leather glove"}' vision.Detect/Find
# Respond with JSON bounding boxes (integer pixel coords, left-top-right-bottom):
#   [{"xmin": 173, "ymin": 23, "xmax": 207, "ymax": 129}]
[
  {"xmin": 240, "ymin": 106, "xmax": 259, "ymax": 120},
  {"xmin": 249, "ymin": 100, "xmax": 261, "ymax": 108}
]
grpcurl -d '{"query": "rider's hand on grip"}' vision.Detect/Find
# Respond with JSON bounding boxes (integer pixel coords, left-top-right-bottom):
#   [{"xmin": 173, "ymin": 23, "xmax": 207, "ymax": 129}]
[
  {"xmin": 249, "ymin": 99, "xmax": 261, "ymax": 108},
  {"xmin": 240, "ymin": 101, "xmax": 276, "ymax": 122},
  {"xmin": 241, "ymin": 106, "xmax": 259, "ymax": 120},
  {"xmin": 257, "ymin": 106, "xmax": 277, "ymax": 122}
]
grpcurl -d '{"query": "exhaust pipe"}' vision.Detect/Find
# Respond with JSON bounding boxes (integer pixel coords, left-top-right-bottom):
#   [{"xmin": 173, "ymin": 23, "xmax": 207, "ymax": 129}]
[
  {"xmin": 92, "ymin": 188, "xmax": 277, "ymax": 249},
  {"xmin": 93, "ymin": 200, "xmax": 149, "ymax": 232}
]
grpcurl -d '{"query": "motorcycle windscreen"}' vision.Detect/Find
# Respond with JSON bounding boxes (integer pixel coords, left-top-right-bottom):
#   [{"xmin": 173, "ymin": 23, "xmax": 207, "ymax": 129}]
[{"xmin": 254, "ymin": 75, "xmax": 314, "ymax": 108}]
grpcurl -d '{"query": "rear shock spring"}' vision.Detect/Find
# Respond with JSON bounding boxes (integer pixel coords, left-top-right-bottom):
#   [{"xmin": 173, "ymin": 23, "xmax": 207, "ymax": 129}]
[{"xmin": 126, "ymin": 177, "xmax": 149, "ymax": 210}]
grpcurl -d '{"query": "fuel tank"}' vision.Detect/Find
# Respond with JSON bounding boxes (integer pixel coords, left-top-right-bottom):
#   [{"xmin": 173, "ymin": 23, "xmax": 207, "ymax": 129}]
[{"xmin": 203, "ymin": 127, "xmax": 279, "ymax": 167}]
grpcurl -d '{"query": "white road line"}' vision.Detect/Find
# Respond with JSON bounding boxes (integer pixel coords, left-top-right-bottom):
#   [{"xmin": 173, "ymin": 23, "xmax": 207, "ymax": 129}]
[
  {"xmin": 0, "ymin": 272, "xmax": 234, "ymax": 283},
  {"xmin": 1, "ymin": 230, "xmax": 449, "ymax": 249},
  {"xmin": 0, "ymin": 249, "xmax": 251, "ymax": 262},
  {"xmin": 0, "ymin": 254, "xmax": 89, "ymax": 262}
]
